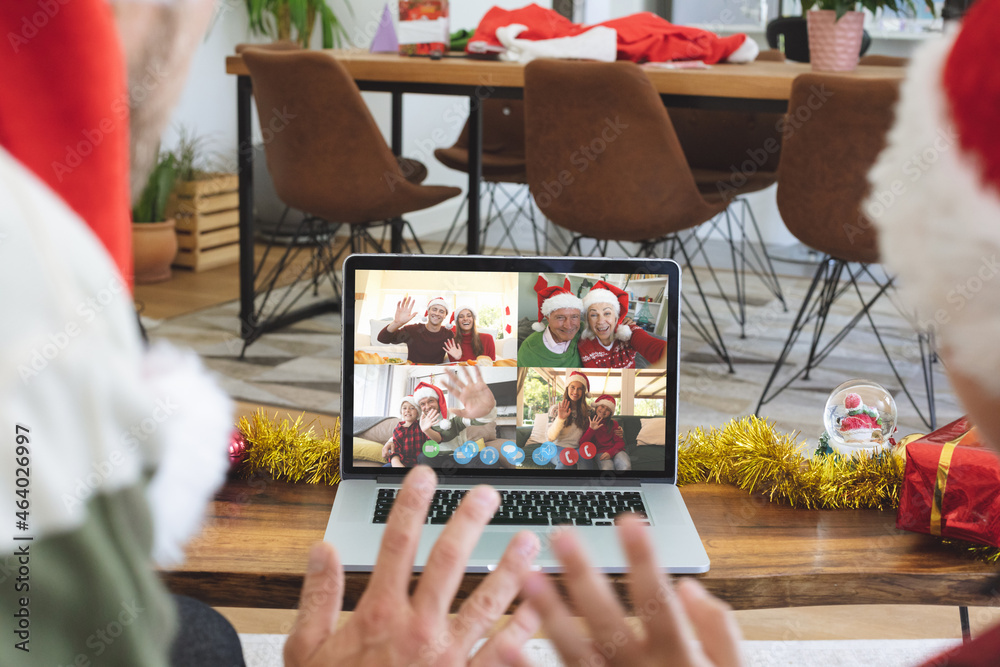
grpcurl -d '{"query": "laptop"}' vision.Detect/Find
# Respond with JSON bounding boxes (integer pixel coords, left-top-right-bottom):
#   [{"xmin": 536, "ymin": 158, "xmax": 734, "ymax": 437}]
[{"xmin": 325, "ymin": 254, "xmax": 709, "ymax": 573}]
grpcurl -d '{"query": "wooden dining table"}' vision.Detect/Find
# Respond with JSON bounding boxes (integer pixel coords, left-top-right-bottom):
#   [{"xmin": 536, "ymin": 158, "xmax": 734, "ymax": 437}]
[
  {"xmin": 162, "ymin": 476, "xmax": 998, "ymax": 638},
  {"xmin": 224, "ymin": 51, "xmax": 905, "ymax": 348}
]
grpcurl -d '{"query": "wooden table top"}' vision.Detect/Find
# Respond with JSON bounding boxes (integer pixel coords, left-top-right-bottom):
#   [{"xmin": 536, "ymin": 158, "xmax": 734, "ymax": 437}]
[
  {"xmin": 225, "ymin": 50, "xmax": 904, "ymax": 101},
  {"xmin": 162, "ymin": 478, "xmax": 999, "ymax": 612}
]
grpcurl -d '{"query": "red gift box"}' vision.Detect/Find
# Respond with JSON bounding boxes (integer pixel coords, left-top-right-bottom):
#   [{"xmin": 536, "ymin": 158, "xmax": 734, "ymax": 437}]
[
  {"xmin": 398, "ymin": 1, "xmax": 448, "ymax": 56},
  {"xmin": 896, "ymin": 417, "xmax": 1000, "ymax": 547}
]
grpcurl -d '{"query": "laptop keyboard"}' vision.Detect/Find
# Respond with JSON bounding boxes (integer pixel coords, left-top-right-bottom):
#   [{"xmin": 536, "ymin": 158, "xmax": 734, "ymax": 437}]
[{"xmin": 373, "ymin": 488, "xmax": 649, "ymax": 526}]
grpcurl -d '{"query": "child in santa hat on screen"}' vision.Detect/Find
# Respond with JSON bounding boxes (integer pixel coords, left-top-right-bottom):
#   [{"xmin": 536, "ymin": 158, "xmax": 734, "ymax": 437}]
[
  {"xmin": 580, "ymin": 394, "xmax": 632, "ymax": 471},
  {"xmin": 381, "ymin": 396, "xmax": 424, "ymax": 467}
]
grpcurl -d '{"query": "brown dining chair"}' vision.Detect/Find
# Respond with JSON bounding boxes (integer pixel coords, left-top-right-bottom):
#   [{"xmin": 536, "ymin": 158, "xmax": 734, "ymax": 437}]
[
  {"xmin": 434, "ymin": 99, "xmax": 554, "ymax": 255},
  {"xmin": 667, "ymin": 49, "xmax": 789, "ymax": 337},
  {"xmin": 754, "ymin": 73, "xmax": 936, "ymax": 428},
  {"xmin": 524, "ymin": 59, "xmax": 734, "ymax": 371},
  {"xmin": 241, "ymin": 49, "xmax": 461, "ymax": 346}
]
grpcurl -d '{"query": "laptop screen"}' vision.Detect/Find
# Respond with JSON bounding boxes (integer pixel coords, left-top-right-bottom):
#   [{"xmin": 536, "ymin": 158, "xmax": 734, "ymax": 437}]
[{"xmin": 342, "ymin": 255, "xmax": 680, "ymax": 482}]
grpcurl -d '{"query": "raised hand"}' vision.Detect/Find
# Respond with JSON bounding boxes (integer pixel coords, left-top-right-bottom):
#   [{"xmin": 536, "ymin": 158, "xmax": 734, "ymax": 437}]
[
  {"xmin": 557, "ymin": 399, "xmax": 571, "ymax": 421},
  {"xmin": 440, "ymin": 366, "xmax": 496, "ymax": 421},
  {"xmin": 588, "ymin": 414, "xmax": 604, "ymax": 430},
  {"xmin": 523, "ymin": 518, "xmax": 744, "ymax": 667},
  {"xmin": 284, "ymin": 467, "xmax": 542, "ymax": 667},
  {"xmin": 419, "ymin": 409, "xmax": 439, "ymax": 433},
  {"xmin": 443, "ymin": 338, "xmax": 462, "ymax": 361},
  {"xmin": 391, "ymin": 296, "xmax": 418, "ymax": 330},
  {"xmin": 621, "ymin": 317, "xmax": 636, "ymax": 327}
]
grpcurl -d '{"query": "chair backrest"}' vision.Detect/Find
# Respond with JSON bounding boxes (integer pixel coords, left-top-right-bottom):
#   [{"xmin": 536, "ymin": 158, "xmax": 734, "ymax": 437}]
[
  {"xmin": 524, "ymin": 59, "xmax": 722, "ymax": 243},
  {"xmin": 775, "ymin": 74, "xmax": 900, "ymax": 264},
  {"xmin": 858, "ymin": 54, "xmax": 909, "ymax": 67},
  {"xmin": 241, "ymin": 50, "xmax": 410, "ymax": 223},
  {"xmin": 766, "ymin": 17, "xmax": 871, "ymax": 62},
  {"xmin": 668, "ymin": 52, "xmax": 785, "ymax": 177}
]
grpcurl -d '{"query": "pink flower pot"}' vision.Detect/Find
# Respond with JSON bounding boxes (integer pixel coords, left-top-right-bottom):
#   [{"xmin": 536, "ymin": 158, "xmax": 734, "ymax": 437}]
[{"xmin": 807, "ymin": 10, "xmax": 864, "ymax": 72}]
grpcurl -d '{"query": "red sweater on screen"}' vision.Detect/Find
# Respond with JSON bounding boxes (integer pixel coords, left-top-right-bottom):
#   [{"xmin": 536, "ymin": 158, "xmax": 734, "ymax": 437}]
[
  {"xmin": 580, "ymin": 419, "xmax": 626, "ymax": 460},
  {"xmin": 451, "ymin": 331, "xmax": 496, "ymax": 362},
  {"xmin": 578, "ymin": 324, "xmax": 666, "ymax": 369},
  {"xmin": 0, "ymin": 0, "xmax": 132, "ymax": 287},
  {"xmin": 377, "ymin": 323, "xmax": 452, "ymax": 364}
]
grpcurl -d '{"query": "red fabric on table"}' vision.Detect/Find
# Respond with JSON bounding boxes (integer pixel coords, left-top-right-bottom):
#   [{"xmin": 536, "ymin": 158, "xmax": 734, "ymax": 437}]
[
  {"xmin": 468, "ymin": 4, "xmax": 748, "ymax": 64},
  {"xmin": 896, "ymin": 417, "xmax": 1000, "ymax": 547},
  {"xmin": 918, "ymin": 621, "xmax": 1000, "ymax": 666},
  {"xmin": 0, "ymin": 0, "xmax": 132, "ymax": 288}
]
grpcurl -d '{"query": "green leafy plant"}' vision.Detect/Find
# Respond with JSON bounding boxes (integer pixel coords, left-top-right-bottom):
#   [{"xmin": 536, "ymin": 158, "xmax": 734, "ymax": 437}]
[
  {"xmin": 801, "ymin": 0, "xmax": 935, "ymax": 20},
  {"xmin": 173, "ymin": 126, "xmax": 214, "ymax": 182},
  {"xmin": 245, "ymin": 0, "xmax": 351, "ymax": 48},
  {"xmin": 132, "ymin": 153, "xmax": 179, "ymax": 223}
]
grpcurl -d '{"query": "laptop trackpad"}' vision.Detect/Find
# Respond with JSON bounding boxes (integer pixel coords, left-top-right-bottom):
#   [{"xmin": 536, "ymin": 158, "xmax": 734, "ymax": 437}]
[{"xmin": 468, "ymin": 532, "xmax": 550, "ymax": 571}]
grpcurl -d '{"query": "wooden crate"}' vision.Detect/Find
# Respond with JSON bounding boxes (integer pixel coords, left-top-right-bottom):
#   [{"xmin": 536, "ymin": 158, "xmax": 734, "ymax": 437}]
[{"xmin": 168, "ymin": 173, "xmax": 240, "ymax": 272}]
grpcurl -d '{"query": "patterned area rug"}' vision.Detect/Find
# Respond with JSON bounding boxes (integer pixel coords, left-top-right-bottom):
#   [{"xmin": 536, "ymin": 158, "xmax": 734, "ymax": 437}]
[{"xmin": 145, "ymin": 263, "xmax": 962, "ymax": 444}]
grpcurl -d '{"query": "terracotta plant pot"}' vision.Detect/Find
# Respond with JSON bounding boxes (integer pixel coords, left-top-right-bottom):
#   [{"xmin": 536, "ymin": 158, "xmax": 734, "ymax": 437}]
[
  {"xmin": 807, "ymin": 10, "xmax": 864, "ymax": 72},
  {"xmin": 132, "ymin": 219, "xmax": 178, "ymax": 284}
]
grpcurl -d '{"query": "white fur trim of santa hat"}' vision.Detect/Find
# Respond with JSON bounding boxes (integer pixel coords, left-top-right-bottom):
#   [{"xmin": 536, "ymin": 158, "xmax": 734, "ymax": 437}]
[
  {"xmin": 867, "ymin": 21, "xmax": 1000, "ymax": 397},
  {"xmin": 725, "ymin": 35, "xmax": 759, "ymax": 63}
]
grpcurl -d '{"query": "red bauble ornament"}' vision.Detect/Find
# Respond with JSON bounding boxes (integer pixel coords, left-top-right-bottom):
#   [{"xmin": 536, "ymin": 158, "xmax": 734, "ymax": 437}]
[{"xmin": 229, "ymin": 430, "xmax": 247, "ymax": 470}]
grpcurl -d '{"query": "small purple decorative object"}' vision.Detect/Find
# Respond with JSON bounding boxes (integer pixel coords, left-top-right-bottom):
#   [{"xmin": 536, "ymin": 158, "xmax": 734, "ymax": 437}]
[{"xmin": 370, "ymin": 4, "xmax": 399, "ymax": 53}]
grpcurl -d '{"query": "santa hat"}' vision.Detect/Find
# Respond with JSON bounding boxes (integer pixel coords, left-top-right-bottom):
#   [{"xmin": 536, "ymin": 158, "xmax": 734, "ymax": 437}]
[
  {"xmin": 531, "ymin": 274, "xmax": 583, "ymax": 332},
  {"xmin": 424, "ymin": 296, "xmax": 449, "ymax": 320},
  {"xmin": 593, "ymin": 394, "xmax": 616, "ymax": 412},
  {"xmin": 449, "ymin": 302, "xmax": 477, "ymax": 327},
  {"xmin": 399, "ymin": 395, "xmax": 420, "ymax": 418},
  {"xmin": 413, "ymin": 382, "xmax": 450, "ymax": 429},
  {"xmin": 867, "ymin": 4, "xmax": 1000, "ymax": 396},
  {"xmin": 580, "ymin": 280, "xmax": 632, "ymax": 342},
  {"xmin": 566, "ymin": 370, "xmax": 589, "ymax": 393}
]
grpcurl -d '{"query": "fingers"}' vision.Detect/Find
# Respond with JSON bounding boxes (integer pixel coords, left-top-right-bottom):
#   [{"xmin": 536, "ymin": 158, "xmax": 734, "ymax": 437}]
[
  {"xmin": 469, "ymin": 600, "xmax": 542, "ymax": 667},
  {"xmin": 548, "ymin": 529, "xmax": 636, "ymax": 660},
  {"xmin": 368, "ymin": 466, "xmax": 436, "ymax": 599},
  {"xmin": 616, "ymin": 516, "xmax": 692, "ymax": 658},
  {"xmin": 521, "ymin": 573, "xmax": 599, "ymax": 666},
  {"xmin": 412, "ymin": 485, "xmax": 501, "ymax": 617},
  {"xmin": 677, "ymin": 579, "xmax": 743, "ymax": 667},
  {"xmin": 283, "ymin": 542, "xmax": 344, "ymax": 666},
  {"xmin": 451, "ymin": 531, "xmax": 540, "ymax": 655}
]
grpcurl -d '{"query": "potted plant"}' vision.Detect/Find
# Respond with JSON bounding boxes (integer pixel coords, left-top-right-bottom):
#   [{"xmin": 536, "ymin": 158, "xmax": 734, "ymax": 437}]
[
  {"xmin": 167, "ymin": 128, "xmax": 241, "ymax": 272},
  {"xmin": 132, "ymin": 151, "xmax": 179, "ymax": 284},
  {"xmin": 802, "ymin": 0, "xmax": 934, "ymax": 71},
  {"xmin": 245, "ymin": 0, "xmax": 351, "ymax": 49}
]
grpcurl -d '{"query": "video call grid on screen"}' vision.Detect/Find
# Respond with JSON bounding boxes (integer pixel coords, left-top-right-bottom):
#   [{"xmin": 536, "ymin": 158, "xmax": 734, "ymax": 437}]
[{"xmin": 341, "ymin": 255, "xmax": 680, "ymax": 481}]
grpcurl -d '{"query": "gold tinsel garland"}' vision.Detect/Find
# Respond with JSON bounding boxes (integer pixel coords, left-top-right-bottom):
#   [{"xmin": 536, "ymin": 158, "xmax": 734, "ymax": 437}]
[
  {"xmin": 232, "ymin": 411, "xmax": 1000, "ymax": 562},
  {"xmin": 236, "ymin": 410, "xmax": 341, "ymax": 485},
  {"xmin": 677, "ymin": 415, "xmax": 904, "ymax": 510}
]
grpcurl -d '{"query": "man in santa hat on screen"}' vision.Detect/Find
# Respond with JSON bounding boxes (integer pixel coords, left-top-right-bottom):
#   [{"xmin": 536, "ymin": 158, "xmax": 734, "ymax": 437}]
[
  {"xmin": 517, "ymin": 274, "xmax": 585, "ymax": 367},
  {"xmin": 377, "ymin": 295, "xmax": 454, "ymax": 364}
]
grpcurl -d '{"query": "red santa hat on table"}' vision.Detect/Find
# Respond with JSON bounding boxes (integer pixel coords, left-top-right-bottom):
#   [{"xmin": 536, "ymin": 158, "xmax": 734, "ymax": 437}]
[
  {"xmin": 581, "ymin": 280, "xmax": 632, "ymax": 342},
  {"xmin": 449, "ymin": 302, "xmax": 477, "ymax": 328},
  {"xmin": 424, "ymin": 296, "xmax": 450, "ymax": 321},
  {"xmin": 531, "ymin": 275, "xmax": 583, "ymax": 332},
  {"xmin": 867, "ymin": 2, "xmax": 1000, "ymax": 396},
  {"xmin": 566, "ymin": 370, "xmax": 590, "ymax": 393},
  {"xmin": 593, "ymin": 394, "xmax": 616, "ymax": 412},
  {"xmin": 413, "ymin": 381, "xmax": 450, "ymax": 429}
]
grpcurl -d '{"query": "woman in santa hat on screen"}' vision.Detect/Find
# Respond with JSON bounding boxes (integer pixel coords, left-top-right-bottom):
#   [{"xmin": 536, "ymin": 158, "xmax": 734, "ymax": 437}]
[
  {"xmin": 578, "ymin": 280, "xmax": 667, "ymax": 369},
  {"xmin": 444, "ymin": 303, "xmax": 496, "ymax": 363},
  {"xmin": 546, "ymin": 371, "xmax": 596, "ymax": 470}
]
